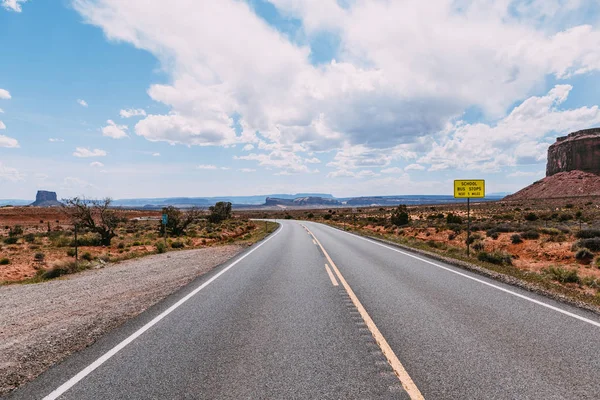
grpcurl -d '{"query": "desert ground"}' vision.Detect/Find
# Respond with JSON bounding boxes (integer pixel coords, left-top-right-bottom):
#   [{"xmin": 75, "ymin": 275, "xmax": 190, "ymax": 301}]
[{"xmin": 0, "ymin": 206, "xmax": 274, "ymax": 283}]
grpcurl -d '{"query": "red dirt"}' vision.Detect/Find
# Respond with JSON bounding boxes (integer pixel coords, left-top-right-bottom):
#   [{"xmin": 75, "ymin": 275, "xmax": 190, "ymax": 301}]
[{"xmin": 505, "ymin": 170, "xmax": 600, "ymax": 200}]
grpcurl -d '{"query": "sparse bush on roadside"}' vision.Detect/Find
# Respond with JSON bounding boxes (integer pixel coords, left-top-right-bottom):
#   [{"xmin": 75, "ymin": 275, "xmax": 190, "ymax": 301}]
[
  {"xmin": 307, "ymin": 213, "xmax": 314, "ymax": 219},
  {"xmin": 155, "ymin": 241, "xmax": 167, "ymax": 254},
  {"xmin": 9, "ymin": 225, "xmax": 23, "ymax": 237},
  {"xmin": 208, "ymin": 202, "xmax": 233, "ymax": 223},
  {"xmin": 4, "ymin": 236, "xmax": 18, "ymax": 245},
  {"xmin": 559, "ymin": 213, "xmax": 573, "ymax": 222},
  {"xmin": 466, "ymin": 233, "xmax": 483, "ymax": 245},
  {"xmin": 575, "ymin": 229, "xmax": 600, "ymax": 239},
  {"xmin": 0, "ymin": 258, "xmax": 10, "ymax": 265},
  {"xmin": 171, "ymin": 241, "xmax": 185, "ymax": 249},
  {"xmin": 472, "ymin": 241, "xmax": 485, "ymax": 251},
  {"xmin": 391, "ymin": 205, "xmax": 410, "ymax": 227},
  {"xmin": 521, "ymin": 230, "xmax": 540, "ymax": 240},
  {"xmin": 594, "ymin": 257, "xmax": 600, "ymax": 269},
  {"xmin": 446, "ymin": 213, "xmax": 462, "ymax": 224},
  {"xmin": 511, "ymin": 234, "xmax": 523, "ymax": 244},
  {"xmin": 117, "ymin": 242, "xmax": 125, "ymax": 249},
  {"xmin": 81, "ymin": 252, "xmax": 93, "ymax": 261},
  {"xmin": 34, "ymin": 252, "xmax": 45, "ymax": 262},
  {"xmin": 448, "ymin": 233, "xmax": 456, "ymax": 241},
  {"xmin": 24, "ymin": 233, "xmax": 36, "ymax": 243},
  {"xmin": 544, "ymin": 266, "xmax": 580, "ymax": 284},
  {"xmin": 524, "ymin": 212, "xmax": 538, "ymax": 221},
  {"xmin": 323, "ymin": 214, "xmax": 332, "ymax": 220},
  {"xmin": 540, "ymin": 227, "xmax": 561, "ymax": 236},
  {"xmin": 477, "ymin": 251, "xmax": 513, "ymax": 265},
  {"xmin": 575, "ymin": 248, "xmax": 594, "ymax": 263},
  {"xmin": 66, "ymin": 248, "xmax": 76, "ymax": 257},
  {"xmin": 576, "ymin": 238, "xmax": 600, "ymax": 252}
]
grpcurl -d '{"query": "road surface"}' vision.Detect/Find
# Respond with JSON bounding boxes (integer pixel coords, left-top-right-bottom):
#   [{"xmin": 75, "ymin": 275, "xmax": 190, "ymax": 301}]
[{"xmin": 8, "ymin": 220, "xmax": 600, "ymax": 399}]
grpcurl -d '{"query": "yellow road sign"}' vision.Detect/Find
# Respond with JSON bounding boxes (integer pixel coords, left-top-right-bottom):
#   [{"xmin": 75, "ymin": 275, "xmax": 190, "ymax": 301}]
[{"xmin": 454, "ymin": 180, "xmax": 485, "ymax": 198}]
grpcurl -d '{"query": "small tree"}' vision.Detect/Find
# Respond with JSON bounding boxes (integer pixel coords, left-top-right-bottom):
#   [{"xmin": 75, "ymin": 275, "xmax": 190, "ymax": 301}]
[
  {"xmin": 208, "ymin": 202, "xmax": 232, "ymax": 223},
  {"xmin": 160, "ymin": 206, "xmax": 202, "ymax": 236},
  {"xmin": 63, "ymin": 197, "xmax": 123, "ymax": 246},
  {"xmin": 391, "ymin": 205, "xmax": 410, "ymax": 227}
]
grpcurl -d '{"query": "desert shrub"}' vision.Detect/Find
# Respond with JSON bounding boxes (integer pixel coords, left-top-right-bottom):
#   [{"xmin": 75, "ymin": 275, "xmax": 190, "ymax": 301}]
[
  {"xmin": 559, "ymin": 213, "xmax": 573, "ymax": 222},
  {"xmin": 34, "ymin": 252, "xmax": 45, "ymax": 261},
  {"xmin": 3, "ymin": 237, "xmax": 18, "ymax": 245},
  {"xmin": 446, "ymin": 213, "xmax": 462, "ymax": 224},
  {"xmin": 9, "ymin": 225, "xmax": 23, "ymax": 236},
  {"xmin": 521, "ymin": 230, "xmax": 540, "ymax": 240},
  {"xmin": 575, "ymin": 229, "xmax": 600, "ymax": 239},
  {"xmin": 547, "ymin": 234, "xmax": 567, "ymax": 243},
  {"xmin": 448, "ymin": 233, "xmax": 456, "ymax": 241},
  {"xmin": 307, "ymin": 213, "xmax": 314, "ymax": 219},
  {"xmin": 544, "ymin": 266, "xmax": 580, "ymax": 284},
  {"xmin": 472, "ymin": 241, "xmax": 485, "ymax": 251},
  {"xmin": 155, "ymin": 241, "xmax": 167, "ymax": 253},
  {"xmin": 66, "ymin": 248, "xmax": 76, "ymax": 257},
  {"xmin": 81, "ymin": 252, "xmax": 93, "ymax": 261},
  {"xmin": 524, "ymin": 212, "xmax": 538, "ymax": 221},
  {"xmin": 477, "ymin": 251, "xmax": 513, "ymax": 265},
  {"xmin": 575, "ymin": 248, "xmax": 594, "ymax": 263},
  {"xmin": 24, "ymin": 233, "xmax": 36, "ymax": 243},
  {"xmin": 284, "ymin": 215, "xmax": 293, "ymax": 220},
  {"xmin": 208, "ymin": 202, "xmax": 232, "ymax": 223},
  {"xmin": 117, "ymin": 242, "xmax": 125, "ymax": 249},
  {"xmin": 391, "ymin": 205, "xmax": 410, "ymax": 227},
  {"xmin": 511, "ymin": 234, "xmax": 523, "ymax": 244},
  {"xmin": 565, "ymin": 203, "xmax": 574, "ymax": 209},
  {"xmin": 323, "ymin": 214, "xmax": 332, "ymax": 220},
  {"xmin": 489, "ymin": 232, "xmax": 499, "ymax": 240},
  {"xmin": 466, "ymin": 233, "xmax": 483, "ymax": 245},
  {"xmin": 40, "ymin": 260, "xmax": 81, "ymax": 280},
  {"xmin": 171, "ymin": 241, "xmax": 185, "ymax": 249},
  {"xmin": 595, "ymin": 257, "xmax": 600, "ymax": 269},
  {"xmin": 0, "ymin": 258, "xmax": 10, "ymax": 265},
  {"xmin": 577, "ymin": 238, "xmax": 600, "ymax": 252},
  {"xmin": 70, "ymin": 234, "xmax": 102, "ymax": 247},
  {"xmin": 540, "ymin": 227, "xmax": 561, "ymax": 236}
]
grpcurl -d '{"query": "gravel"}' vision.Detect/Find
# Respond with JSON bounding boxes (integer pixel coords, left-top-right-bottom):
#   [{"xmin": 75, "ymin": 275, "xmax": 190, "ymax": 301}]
[{"xmin": 0, "ymin": 245, "xmax": 244, "ymax": 396}]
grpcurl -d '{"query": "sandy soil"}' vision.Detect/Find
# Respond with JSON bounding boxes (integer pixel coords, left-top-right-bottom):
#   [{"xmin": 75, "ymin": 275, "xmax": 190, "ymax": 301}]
[{"xmin": 0, "ymin": 245, "xmax": 243, "ymax": 396}]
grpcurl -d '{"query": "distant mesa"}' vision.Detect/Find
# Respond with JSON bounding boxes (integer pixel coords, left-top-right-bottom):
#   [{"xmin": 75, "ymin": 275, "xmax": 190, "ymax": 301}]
[
  {"xmin": 265, "ymin": 197, "xmax": 341, "ymax": 207},
  {"xmin": 30, "ymin": 191, "xmax": 63, "ymax": 207},
  {"xmin": 506, "ymin": 128, "xmax": 600, "ymax": 200}
]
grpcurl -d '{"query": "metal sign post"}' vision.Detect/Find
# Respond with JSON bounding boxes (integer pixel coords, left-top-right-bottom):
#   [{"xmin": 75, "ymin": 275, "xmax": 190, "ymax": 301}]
[
  {"xmin": 162, "ymin": 214, "xmax": 168, "ymax": 246},
  {"xmin": 454, "ymin": 180, "xmax": 485, "ymax": 257}
]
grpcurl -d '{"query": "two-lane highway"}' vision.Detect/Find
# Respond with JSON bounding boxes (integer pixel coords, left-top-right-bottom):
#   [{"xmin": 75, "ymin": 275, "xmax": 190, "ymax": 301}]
[{"xmin": 9, "ymin": 220, "xmax": 600, "ymax": 399}]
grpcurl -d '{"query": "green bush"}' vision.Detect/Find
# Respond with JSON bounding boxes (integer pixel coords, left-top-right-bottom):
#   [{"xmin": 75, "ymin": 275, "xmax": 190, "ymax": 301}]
[
  {"xmin": 4, "ymin": 236, "xmax": 18, "ymax": 245},
  {"xmin": 156, "ymin": 241, "xmax": 167, "ymax": 254},
  {"xmin": 472, "ymin": 241, "xmax": 485, "ymax": 251},
  {"xmin": 307, "ymin": 213, "xmax": 314, "ymax": 219},
  {"xmin": 595, "ymin": 257, "xmax": 600, "ymax": 269},
  {"xmin": 391, "ymin": 205, "xmax": 410, "ymax": 227},
  {"xmin": 575, "ymin": 229, "xmax": 600, "ymax": 239},
  {"xmin": 24, "ymin": 233, "xmax": 36, "ymax": 243},
  {"xmin": 171, "ymin": 241, "xmax": 185, "ymax": 249},
  {"xmin": 446, "ymin": 213, "xmax": 462, "ymax": 224},
  {"xmin": 477, "ymin": 251, "xmax": 513, "ymax": 265},
  {"xmin": 559, "ymin": 213, "xmax": 573, "ymax": 222},
  {"xmin": 66, "ymin": 248, "xmax": 76, "ymax": 257},
  {"xmin": 575, "ymin": 248, "xmax": 594, "ymax": 262},
  {"xmin": 81, "ymin": 252, "xmax": 93, "ymax": 261},
  {"xmin": 544, "ymin": 266, "xmax": 580, "ymax": 284},
  {"xmin": 0, "ymin": 258, "xmax": 10, "ymax": 265},
  {"xmin": 323, "ymin": 214, "xmax": 332, "ymax": 220},
  {"xmin": 524, "ymin": 212, "xmax": 538, "ymax": 221},
  {"xmin": 34, "ymin": 252, "xmax": 45, "ymax": 261},
  {"xmin": 540, "ymin": 227, "xmax": 561, "ymax": 236},
  {"xmin": 9, "ymin": 225, "xmax": 23, "ymax": 236},
  {"xmin": 284, "ymin": 215, "xmax": 293, "ymax": 220},
  {"xmin": 577, "ymin": 238, "xmax": 600, "ymax": 252},
  {"xmin": 466, "ymin": 233, "xmax": 483, "ymax": 245},
  {"xmin": 511, "ymin": 234, "xmax": 523, "ymax": 244},
  {"xmin": 117, "ymin": 242, "xmax": 125, "ymax": 249},
  {"xmin": 521, "ymin": 230, "xmax": 540, "ymax": 240}
]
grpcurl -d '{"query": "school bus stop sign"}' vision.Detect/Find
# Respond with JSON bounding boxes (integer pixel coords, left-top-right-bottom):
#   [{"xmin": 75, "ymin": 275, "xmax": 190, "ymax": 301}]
[{"xmin": 454, "ymin": 180, "xmax": 485, "ymax": 198}]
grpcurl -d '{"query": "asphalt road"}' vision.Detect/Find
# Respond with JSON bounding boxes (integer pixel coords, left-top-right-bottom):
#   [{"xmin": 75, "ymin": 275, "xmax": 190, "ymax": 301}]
[{"xmin": 8, "ymin": 220, "xmax": 600, "ymax": 399}]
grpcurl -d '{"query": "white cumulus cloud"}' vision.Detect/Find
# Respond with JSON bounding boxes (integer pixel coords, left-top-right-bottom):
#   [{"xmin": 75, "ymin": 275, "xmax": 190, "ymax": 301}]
[
  {"xmin": 73, "ymin": 147, "xmax": 107, "ymax": 158},
  {"xmin": 77, "ymin": 99, "xmax": 88, "ymax": 107},
  {"xmin": 90, "ymin": 161, "xmax": 104, "ymax": 167},
  {"xmin": 102, "ymin": 119, "xmax": 129, "ymax": 139},
  {"xmin": 49, "ymin": 138, "xmax": 64, "ymax": 142},
  {"xmin": 1, "ymin": 0, "xmax": 27, "ymax": 12},
  {"xmin": 0, "ymin": 88, "xmax": 11, "ymax": 99},
  {"xmin": 0, "ymin": 134, "xmax": 19, "ymax": 148},
  {"xmin": 197, "ymin": 164, "xmax": 217, "ymax": 170},
  {"xmin": 120, "ymin": 108, "xmax": 147, "ymax": 118}
]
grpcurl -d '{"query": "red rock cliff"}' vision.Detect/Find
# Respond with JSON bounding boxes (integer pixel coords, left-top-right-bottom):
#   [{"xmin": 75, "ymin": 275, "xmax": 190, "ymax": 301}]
[{"xmin": 546, "ymin": 129, "xmax": 600, "ymax": 177}]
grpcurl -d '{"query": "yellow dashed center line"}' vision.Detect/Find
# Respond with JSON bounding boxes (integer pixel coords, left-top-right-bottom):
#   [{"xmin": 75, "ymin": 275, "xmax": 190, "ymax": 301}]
[
  {"xmin": 324, "ymin": 264, "xmax": 339, "ymax": 286},
  {"xmin": 302, "ymin": 224, "xmax": 425, "ymax": 400}
]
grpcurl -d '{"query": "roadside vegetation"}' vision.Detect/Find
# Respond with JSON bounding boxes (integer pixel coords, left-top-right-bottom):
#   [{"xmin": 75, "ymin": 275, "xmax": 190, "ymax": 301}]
[
  {"xmin": 0, "ymin": 200, "xmax": 278, "ymax": 284},
  {"xmin": 241, "ymin": 197, "xmax": 600, "ymax": 308}
]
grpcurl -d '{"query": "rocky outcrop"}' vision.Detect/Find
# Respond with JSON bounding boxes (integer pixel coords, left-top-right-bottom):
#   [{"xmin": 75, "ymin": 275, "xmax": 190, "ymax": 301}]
[
  {"xmin": 30, "ymin": 191, "xmax": 62, "ymax": 207},
  {"xmin": 546, "ymin": 129, "xmax": 600, "ymax": 176},
  {"xmin": 505, "ymin": 171, "xmax": 600, "ymax": 200}
]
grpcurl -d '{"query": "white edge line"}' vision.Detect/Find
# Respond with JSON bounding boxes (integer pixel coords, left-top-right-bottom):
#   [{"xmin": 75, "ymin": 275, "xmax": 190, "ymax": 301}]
[
  {"xmin": 43, "ymin": 226, "xmax": 283, "ymax": 400},
  {"xmin": 315, "ymin": 223, "xmax": 600, "ymax": 329}
]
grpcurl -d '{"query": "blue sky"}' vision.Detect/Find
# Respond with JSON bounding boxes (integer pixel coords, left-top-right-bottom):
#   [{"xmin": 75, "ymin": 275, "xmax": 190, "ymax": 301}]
[{"xmin": 1, "ymin": 0, "xmax": 600, "ymax": 199}]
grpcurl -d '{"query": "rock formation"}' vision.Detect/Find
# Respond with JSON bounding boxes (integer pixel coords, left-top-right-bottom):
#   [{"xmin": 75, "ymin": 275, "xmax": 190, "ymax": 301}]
[
  {"xmin": 506, "ymin": 129, "xmax": 600, "ymax": 200},
  {"xmin": 30, "ymin": 191, "xmax": 63, "ymax": 207},
  {"xmin": 546, "ymin": 129, "xmax": 600, "ymax": 177}
]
